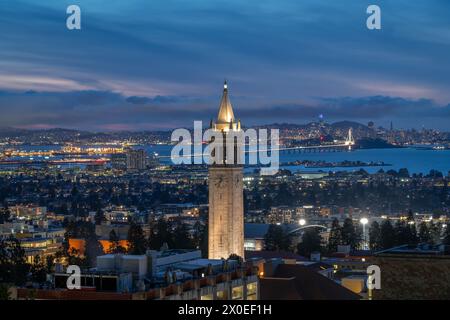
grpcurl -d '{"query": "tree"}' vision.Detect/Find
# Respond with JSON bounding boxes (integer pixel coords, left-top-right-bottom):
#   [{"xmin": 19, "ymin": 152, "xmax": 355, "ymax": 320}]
[
  {"xmin": 264, "ymin": 225, "xmax": 292, "ymax": 251},
  {"xmin": 228, "ymin": 253, "xmax": 243, "ymax": 265},
  {"xmin": 429, "ymin": 223, "xmax": 441, "ymax": 245},
  {"xmin": 398, "ymin": 168, "xmax": 410, "ymax": 178},
  {"xmin": 273, "ymin": 183, "xmax": 293, "ymax": 205},
  {"xmin": 196, "ymin": 221, "xmax": 208, "ymax": 258},
  {"xmin": 149, "ymin": 219, "xmax": 174, "ymax": 250},
  {"xmin": 418, "ymin": 222, "xmax": 431, "ymax": 244},
  {"xmin": 59, "ymin": 203, "xmax": 69, "ymax": 215},
  {"xmin": 108, "ymin": 230, "xmax": 127, "ymax": 254},
  {"xmin": 327, "ymin": 219, "xmax": 342, "ymax": 253},
  {"xmin": 0, "ymin": 283, "xmax": 11, "ymax": 300},
  {"xmin": 71, "ymin": 185, "xmax": 79, "ymax": 197},
  {"xmin": 94, "ymin": 209, "xmax": 105, "ymax": 225},
  {"xmin": 173, "ymin": 222, "xmax": 194, "ymax": 249},
  {"xmin": 30, "ymin": 255, "xmax": 47, "ymax": 283},
  {"xmin": 0, "ymin": 237, "xmax": 29, "ymax": 286},
  {"xmin": 67, "ymin": 248, "xmax": 86, "ymax": 266},
  {"xmin": 409, "ymin": 224, "xmax": 418, "ymax": 246},
  {"xmin": 386, "ymin": 169, "xmax": 398, "ymax": 177},
  {"xmin": 0, "ymin": 207, "xmax": 10, "ymax": 224},
  {"xmin": 443, "ymin": 225, "xmax": 450, "ymax": 245},
  {"xmin": 192, "ymin": 221, "xmax": 205, "ymax": 249},
  {"xmin": 45, "ymin": 255, "xmax": 55, "ymax": 274},
  {"xmin": 127, "ymin": 221, "xmax": 147, "ymax": 254},
  {"xmin": 406, "ymin": 209, "xmax": 414, "ymax": 222},
  {"xmin": 379, "ymin": 220, "xmax": 396, "ymax": 249},
  {"xmin": 427, "ymin": 170, "xmax": 443, "ymax": 178},
  {"xmin": 341, "ymin": 218, "xmax": 360, "ymax": 250},
  {"xmin": 297, "ymin": 228, "xmax": 322, "ymax": 257},
  {"xmin": 393, "ymin": 221, "xmax": 418, "ymax": 246},
  {"xmin": 84, "ymin": 234, "xmax": 104, "ymax": 267},
  {"xmin": 61, "ymin": 221, "xmax": 102, "ymax": 266},
  {"xmin": 369, "ymin": 221, "xmax": 382, "ymax": 250}
]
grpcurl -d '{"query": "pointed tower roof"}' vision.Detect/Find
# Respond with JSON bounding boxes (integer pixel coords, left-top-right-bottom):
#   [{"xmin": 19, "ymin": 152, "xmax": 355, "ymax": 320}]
[{"xmin": 217, "ymin": 80, "xmax": 235, "ymax": 124}]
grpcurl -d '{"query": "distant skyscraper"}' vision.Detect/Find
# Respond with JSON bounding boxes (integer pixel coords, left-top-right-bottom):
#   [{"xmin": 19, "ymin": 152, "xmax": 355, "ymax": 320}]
[
  {"xmin": 111, "ymin": 153, "xmax": 127, "ymax": 170},
  {"xmin": 126, "ymin": 149, "xmax": 146, "ymax": 171},
  {"xmin": 208, "ymin": 81, "xmax": 244, "ymax": 260}
]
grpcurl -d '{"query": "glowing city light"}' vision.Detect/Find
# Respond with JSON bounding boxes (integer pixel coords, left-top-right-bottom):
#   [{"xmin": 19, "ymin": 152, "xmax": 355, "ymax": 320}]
[{"xmin": 360, "ymin": 217, "xmax": 369, "ymax": 250}]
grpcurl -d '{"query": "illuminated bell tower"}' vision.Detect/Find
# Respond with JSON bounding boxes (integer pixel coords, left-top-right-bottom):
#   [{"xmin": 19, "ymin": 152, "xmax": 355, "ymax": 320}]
[{"xmin": 208, "ymin": 81, "xmax": 244, "ymax": 260}]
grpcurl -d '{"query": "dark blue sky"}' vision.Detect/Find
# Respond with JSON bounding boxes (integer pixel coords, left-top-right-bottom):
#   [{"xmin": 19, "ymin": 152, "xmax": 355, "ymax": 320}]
[{"xmin": 0, "ymin": 0, "xmax": 449, "ymax": 130}]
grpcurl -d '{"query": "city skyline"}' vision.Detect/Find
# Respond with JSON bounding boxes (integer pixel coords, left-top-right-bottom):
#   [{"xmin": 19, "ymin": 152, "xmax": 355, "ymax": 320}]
[
  {"xmin": 2, "ymin": 0, "xmax": 450, "ymax": 306},
  {"xmin": 1, "ymin": 1, "xmax": 450, "ymax": 130}
]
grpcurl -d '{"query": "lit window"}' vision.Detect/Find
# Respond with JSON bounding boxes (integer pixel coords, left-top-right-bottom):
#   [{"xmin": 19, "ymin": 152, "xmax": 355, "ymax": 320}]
[
  {"xmin": 216, "ymin": 290, "xmax": 226, "ymax": 300},
  {"xmin": 232, "ymin": 286, "xmax": 243, "ymax": 300}
]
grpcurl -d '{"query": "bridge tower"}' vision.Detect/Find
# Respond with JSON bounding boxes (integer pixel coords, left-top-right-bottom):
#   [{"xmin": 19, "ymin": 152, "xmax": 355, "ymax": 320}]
[{"xmin": 345, "ymin": 128, "xmax": 355, "ymax": 150}]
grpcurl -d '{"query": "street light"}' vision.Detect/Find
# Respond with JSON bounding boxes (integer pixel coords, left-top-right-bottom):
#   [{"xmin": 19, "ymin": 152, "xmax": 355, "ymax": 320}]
[
  {"xmin": 360, "ymin": 217, "xmax": 369, "ymax": 250},
  {"xmin": 299, "ymin": 219, "xmax": 306, "ymax": 226}
]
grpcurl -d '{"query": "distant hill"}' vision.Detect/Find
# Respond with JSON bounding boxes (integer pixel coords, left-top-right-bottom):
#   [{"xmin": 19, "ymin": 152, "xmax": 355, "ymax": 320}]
[
  {"xmin": 330, "ymin": 121, "xmax": 369, "ymax": 131},
  {"xmin": 253, "ymin": 120, "xmax": 371, "ymax": 131},
  {"xmin": 0, "ymin": 127, "xmax": 172, "ymax": 144}
]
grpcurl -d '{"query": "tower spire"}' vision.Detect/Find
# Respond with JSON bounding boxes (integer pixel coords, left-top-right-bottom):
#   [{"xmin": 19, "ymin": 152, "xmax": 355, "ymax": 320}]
[{"xmin": 216, "ymin": 81, "xmax": 236, "ymax": 131}]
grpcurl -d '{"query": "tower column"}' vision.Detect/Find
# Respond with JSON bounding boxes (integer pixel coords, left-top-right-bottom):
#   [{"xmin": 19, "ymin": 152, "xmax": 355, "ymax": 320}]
[{"xmin": 208, "ymin": 82, "xmax": 245, "ymax": 260}]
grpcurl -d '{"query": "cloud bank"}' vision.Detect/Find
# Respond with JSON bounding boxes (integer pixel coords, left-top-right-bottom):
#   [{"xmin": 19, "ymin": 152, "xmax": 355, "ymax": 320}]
[{"xmin": 0, "ymin": 90, "xmax": 448, "ymax": 130}]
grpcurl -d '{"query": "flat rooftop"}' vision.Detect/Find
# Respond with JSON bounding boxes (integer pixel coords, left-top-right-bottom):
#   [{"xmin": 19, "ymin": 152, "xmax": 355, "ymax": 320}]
[
  {"xmin": 157, "ymin": 249, "xmax": 197, "ymax": 257},
  {"xmin": 375, "ymin": 244, "xmax": 450, "ymax": 256}
]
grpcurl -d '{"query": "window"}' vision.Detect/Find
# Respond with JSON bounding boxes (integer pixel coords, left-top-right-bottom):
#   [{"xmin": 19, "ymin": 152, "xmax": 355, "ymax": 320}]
[
  {"xmin": 247, "ymin": 282, "xmax": 257, "ymax": 300},
  {"xmin": 216, "ymin": 290, "xmax": 227, "ymax": 300},
  {"xmin": 232, "ymin": 286, "xmax": 243, "ymax": 300},
  {"xmin": 201, "ymin": 294, "xmax": 214, "ymax": 300}
]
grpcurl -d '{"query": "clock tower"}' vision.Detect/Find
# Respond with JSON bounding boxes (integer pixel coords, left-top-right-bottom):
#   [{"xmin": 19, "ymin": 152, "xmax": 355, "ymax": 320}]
[{"xmin": 208, "ymin": 81, "xmax": 244, "ymax": 259}]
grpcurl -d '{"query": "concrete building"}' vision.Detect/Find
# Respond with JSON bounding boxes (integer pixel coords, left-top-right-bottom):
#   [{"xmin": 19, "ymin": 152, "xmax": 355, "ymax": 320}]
[
  {"xmin": 156, "ymin": 203, "xmax": 200, "ymax": 219},
  {"xmin": 0, "ymin": 224, "xmax": 64, "ymax": 263},
  {"xmin": 126, "ymin": 149, "xmax": 146, "ymax": 171},
  {"xmin": 10, "ymin": 205, "xmax": 47, "ymax": 219},
  {"xmin": 268, "ymin": 206, "xmax": 295, "ymax": 224},
  {"xmin": 110, "ymin": 153, "xmax": 127, "ymax": 170},
  {"xmin": 244, "ymin": 224, "xmax": 269, "ymax": 251},
  {"xmin": 95, "ymin": 223, "xmax": 130, "ymax": 240},
  {"xmin": 208, "ymin": 82, "xmax": 244, "ymax": 259},
  {"xmin": 371, "ymin": 244, "xmax": 450, "ymax": 300},
  {"xmin": 26, "ymin": 249, "xmax": 261, "ymax": 300}
]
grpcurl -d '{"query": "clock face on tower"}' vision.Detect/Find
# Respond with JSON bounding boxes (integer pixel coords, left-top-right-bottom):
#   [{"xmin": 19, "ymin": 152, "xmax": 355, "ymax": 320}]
[{"xmin": 214, "ymin": 175, "xmax": 225, "ymax": 188}]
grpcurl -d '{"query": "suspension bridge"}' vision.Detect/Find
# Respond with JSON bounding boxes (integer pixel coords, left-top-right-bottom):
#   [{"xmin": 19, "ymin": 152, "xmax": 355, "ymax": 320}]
[{"xmin": 157, "ymin": 128, "xmax": 355, "ymax": 160}]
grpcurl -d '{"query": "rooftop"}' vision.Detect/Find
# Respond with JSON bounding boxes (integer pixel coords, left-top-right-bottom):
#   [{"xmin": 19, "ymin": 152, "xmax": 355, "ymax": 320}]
[
  {"xmin": 375, "ymin": 243, "xmax": 450, "ymax": 256},
  {"xmin": 260, "ymin": 264, "xmax": 361, "ymax": 300},
  {"xmin": 245, "ymin": 250, "xmax": 307, "ymax": 261}
]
